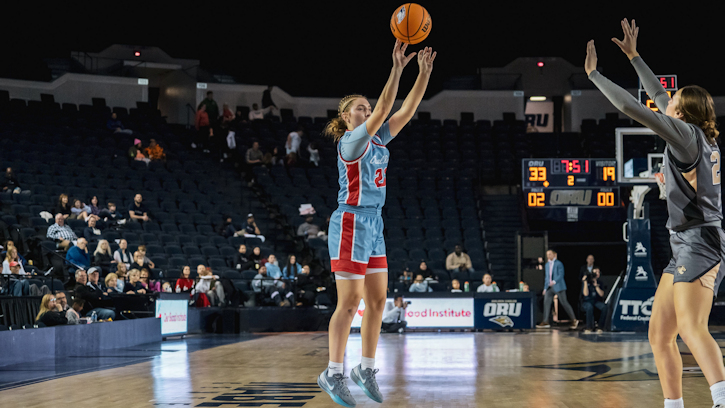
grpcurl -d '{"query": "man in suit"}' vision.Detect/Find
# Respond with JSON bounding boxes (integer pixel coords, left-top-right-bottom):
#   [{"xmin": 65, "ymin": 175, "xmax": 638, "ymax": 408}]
[{"xmin": 536, "ymin": 249, "xmax": 579, "ymax": 329}]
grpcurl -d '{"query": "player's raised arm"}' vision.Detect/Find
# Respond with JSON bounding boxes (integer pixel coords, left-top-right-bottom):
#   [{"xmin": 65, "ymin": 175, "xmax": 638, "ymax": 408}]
[
  {"xmin": 388, "ymin": 47, "xmax": 437, "ymax": 138},
  {"xmin": 366, "ymin": 40, "xmax": 416, "ymax": 137}
]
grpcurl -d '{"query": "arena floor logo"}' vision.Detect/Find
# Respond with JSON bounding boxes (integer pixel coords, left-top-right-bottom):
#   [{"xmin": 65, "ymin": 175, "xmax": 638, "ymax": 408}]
[{"xmin": 192, "ymin": 382, "xmax": 321, "ymax": 407}]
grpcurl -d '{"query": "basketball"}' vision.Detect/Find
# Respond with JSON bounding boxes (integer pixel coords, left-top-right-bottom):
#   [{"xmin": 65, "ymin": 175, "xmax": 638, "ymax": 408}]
[{"xmin": 390, "ymin": 3, "xmax": 431, "ymax": 45}]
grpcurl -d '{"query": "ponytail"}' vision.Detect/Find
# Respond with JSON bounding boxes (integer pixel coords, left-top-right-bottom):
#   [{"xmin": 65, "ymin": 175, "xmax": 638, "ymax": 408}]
[
  {"xmin": 700, "ymin": 120, "xmax": 720, "ymax": 144},
  {"xmin": 323, "ymin": 94, "xmax": 365, "ymax": 142}
]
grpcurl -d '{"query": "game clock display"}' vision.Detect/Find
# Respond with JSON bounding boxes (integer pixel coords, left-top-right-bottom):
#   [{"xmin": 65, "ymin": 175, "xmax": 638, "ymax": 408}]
[{"xmin": 522, "ymin": 158, "xmax": 620, "ymax": 208}]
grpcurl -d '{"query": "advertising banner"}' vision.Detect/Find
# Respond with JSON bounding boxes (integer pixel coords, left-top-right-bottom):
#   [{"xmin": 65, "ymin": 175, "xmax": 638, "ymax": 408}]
[
  {"xmin": 155, "ymin": 299, "xmax": 189, "ymax": 336},
  {"xmin": 351, "ymin": 298, "xmax": 475, "ymax": 328},
  {"xmin": 474, "ymin": 296, "xmax": 534, "ymax": 329}
]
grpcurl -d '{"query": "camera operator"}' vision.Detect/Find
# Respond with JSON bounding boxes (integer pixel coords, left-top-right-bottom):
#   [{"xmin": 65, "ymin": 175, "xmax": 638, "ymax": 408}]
[
  {"xmin": 381, "ymin": 295, "xmax": 408, "ymax": 333},
  {"xmin": 581, "ymin": 267, "xmax": 608, "ymax": 333}
]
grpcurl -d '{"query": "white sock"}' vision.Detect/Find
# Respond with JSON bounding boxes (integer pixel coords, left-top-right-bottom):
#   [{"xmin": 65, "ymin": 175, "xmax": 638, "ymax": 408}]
[
  {"xmin": 327, "ymin": 361, "xmax": 343, "ymax": 377},
  {"xmin": 664, "ymin": 398, "xmax": 684, "ymax": 408},
  {"xmin": 712, "ymin": 381, "xmax": 725, "ymax": 405},
  {"xmin": 361, "ymin": 356, "xmax": 375, "ymax": 371}
]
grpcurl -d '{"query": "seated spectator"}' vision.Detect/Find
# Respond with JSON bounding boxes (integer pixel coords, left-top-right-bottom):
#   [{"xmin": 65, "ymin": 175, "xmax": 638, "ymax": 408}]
[
  {"xmin": 35, "ymin": 294, "xmax": 68, "ymax": 326},
  {"xmin": 125, "ymin": 269, "xmax": 147, "ymax": 294},
  {"xmin": 307, "ymin": 142, "xmax": 320, "ymax": 167},
  {"xmin": 47, "ymin": 213, "xmax": 78, "ymax": 251},
  {"xmin": 130, "ymin": 251, "xmax": 148, "ymax": 271},
  {"xmin": 55, "ymin": 194, "xmax": 72, "ymax": 219},
  {"xmin": 74, "ymin": 268, "xmax": 116, "ymax": 319},
  {"xmin": 252, "ymin": 265, "xmax": 274, "ymax": 293},
  {"xmin": 245, "ymin": 141, "xmax": 264, "ymax": 178},
  {"xmin": 297, "ymin": 215, "xmax": 321, "ymax": 241},
  {"xmin": 265, "ymin": 254, "xmax": 282, "ymax": 280},
  {"xmin": 222, "ymin": 217, "xmax": 244, "ymax": 238},
  {"xmin": 264, "ymin": 146, "xmax": 283, "ymax": 167},
  {"xmin": 398, "ymin": 267, "xmax": 413, "ymax": 283},
  {"xmin": 113, "ymin": 239, "xmax": 132, "ymax": 269},
  {"xmin": 581, "ymin": 267, "xmax": 608, "ymax": 333},
  {"xmin": 84, "ymin": 217, "xmax": 102, "ymax": 241},
  {"xmin": 115, "ymin": 262, "xmax": 128, "ymax": 292},
  {"xmin": 162, "ymin": 282, "xmax": 173, "ymax": 292},
  {"xmin": 144, "ymin": 138, "xmax": 166, "ymax": 161},
  {"xmin": 270, "ymin": 280, "xmax": 294, "ymax": 307},
  {"xmin": 5, "ymin": 261, "xmax": 29, "ymax": 296},
  {"xmin": 93, "ymin": 239, "xmax": 113, "ymax": 272},
  {"xmin": 282, "ymin": 255, "xmax": 302, "ymax": 280},
  {"xmin": 129, "ymin": 139, "xmax": 150, "ymax": 164},
  {"xmin": 252, "ymin": 266, "xmax": 290, "ymax": 307},
  {"xmin": 233, "ymin": 244, "xmax": 254, "ymax": 270},
  {"xmin": 137, "ymin": 245, "xmax": 155, "ymax": 269},
  {"xmin": 139, "ymin": 268, "xmax": 161, "ymax": 293},
  {"xmin": 451, "ymin": 279, "xmax": 463, "ymax": 293},
  {"xmin": 2, "ymin": 167, "xmax": 25, "ymax": 194},
  {"xmin": 66, "ymin": 238, "xmax": 91, "ymax": 270},
  {"xmin": 248, "ymin": 103, "xmax": 274, "ymax": 120},
  {"xmin": 415, "ymin": 261, "xmax": 436, "ymax": 281},
  {"xmin": 285, "ymin": 125, "xmax": 303, "ymax": 155},
  {"xmin": 409, "ymin": 274, "xmax": 432, "ymax": 292},
  {"xmin": 66, "ymin": 298, "xmax": 84, "ymax": 325},
  {"xmin": 128, "ymin": 194, "xmax": 150, "ymax": 223},
  {"xmin": 295, "ymin": 265, "xmax": 318, "ymax": 307},
  {"xmin": 88, "ymin": 196, "xmax": 102, "ymax": 217},
  {"xmin": 175, "ymin": 265, "xmax": 195, "ymax": 293},
  {"xmin": 194, "ymin": 265, "xmax": 225, "ymax": 306},
  {"xmin": 3, "ymin": 247, "xmax": 26, "ymax": 275},
  {"xmin": 107, "ymin": 112, "xmax": 133, "ymax": 134},
  {"xmin": 70, "ymin": 198, "xmax": 92, "ymax": 221},
  {"xmin": 247, "ymin": 246, "xmax": 263, "ymax": 270},
  {"xmin": 477, "ymin": 273, "xmax": 500, "ymax": 293},
  {"xmin": 99, "ymin": 202, "xmax": 124, "ymax": 224},
  {"xmin": 446, "ymin": 244, "xmax": 474, "ymax": 274},
  {"xmin": 382, "ymin": 295, "xmax": 408, "ymax": 333},
  {"xmin": 55, "ymin": 291, "xmax": 69, "ymax": 312},
  {"xmin": 221, "ymin": 103, "xmax": 235, "ymax": 126},
  {"xmin": 243, "ymin": 214, "xmax": 266, "ymax": 242},
  {"xmin": 105, "ymin": 273, "xmax": 121, "ymax": 294}
]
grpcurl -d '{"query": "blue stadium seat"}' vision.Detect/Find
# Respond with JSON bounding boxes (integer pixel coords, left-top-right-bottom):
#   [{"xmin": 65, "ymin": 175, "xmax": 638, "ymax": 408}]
[{"xmin": 164, "ymin": 245, "xmax": 183, "ymax": 256}]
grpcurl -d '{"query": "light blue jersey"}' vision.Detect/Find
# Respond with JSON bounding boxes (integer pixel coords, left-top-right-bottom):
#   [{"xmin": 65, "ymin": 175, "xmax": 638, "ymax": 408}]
[{"xmin": 336, "ymin": 122, "xmax": 392, "ymax": 213}]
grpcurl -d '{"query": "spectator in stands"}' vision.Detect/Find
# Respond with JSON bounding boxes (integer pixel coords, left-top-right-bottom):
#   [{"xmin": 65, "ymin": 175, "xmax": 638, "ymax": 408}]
[
  {"xmin": 243, "ymin": 214, "xmax": 266, "ymax": 242},
  {"xmin": 195, "ymin": 264, "xmax": 225, "ymax": 306},
  {"xmin": 415, "ymin": 261, "xmax": 435, "ymax": 281},
  {"xmin": 125, "ymin": 269, "xmax": 146, "ymax": 294},
  {"xmin": 74, "ymin": 268, "xmax": 115, "ymax": 319},
  {"xmin": 222, "ymin": 216, "xmax": 243, "ymax": 238},
  {"xmin": 409, "ymin": 274, "xmax": 432, "ymax": 292},
  {"xmin": 144, "ymin": 138, "xmax": 166, "ymax": 161},
  {"xmin": 3, "ymin": 247, "xmax": 26, "ymax": 275},
  {"xmin": 36, "ymin": 294, "xmax": 67, "ymax": 326},
  {"xmin": 199, "ymin": 91, "xmax": 219, "ymax": 125},
  {"xmin": 129, "ymin": 139, "xmax": 150, "ymax": 164},
  {"xmin": 248, "ymin": 103, "xmax": 274, "ymax": 120},
  {"xmin": 446, "ymin": 244, "xmax": 474, "ymax": 274},
  {"xmin": 105, "ymin": 273, "xmax": 120, "ymax": 294},
  {"xmin": 297, "ymin": 215, "xmax": 321, "ymax": 241},
  {"xmin": 252, "ymin": 265, "xmax": 274, "ymax": 293},
  {"xmin": 537, "ymin": 249, "xmax": 579, "ymax": 329},
  {"xmin": 282, "ymin": 255, "xmax": 302, "ymax": 279},
  {"xmin": 579, "ymin": 254, "xmax": 596, "ymax": 281},
  {"xmin": 88, "ymin": 196, "xmax": 101, "ymax": 217},
  {"xmin": 66, "ymin": 238, "xmax": 91, "ymax": 269},
  {"xmin": 2, "ymin": 167, "xmax": 24, "ymax": 194},
  {"xmin": 113, "ymin": 239, "xmax": 132, "ymax": 269},
  {"xmin": 99, "ymin": 202, "xmax": 124, "ymax": 225},
  {"xmin": 286, "ymin": 125, "xmax": 304, "ymax": 156},
  {"xmin": 581, "ymin": 267, "xmax": 607, "ymax": 333},
  {"xmin": 175, "ymin": 266, "xmax": 195, "ymax": 292},
  {"xmin": 382, "ymin": 295, "xmax": 408, "ymax": 333},
  {"xmin": 271, "ymin": 280, "xmax": 294, "ymax": 307},
  {"xmin": 307, "ymin": 142, "xmax": 321, "ymax": 167},
  {"xmin": 295, "ymin": 265, "xmax": 318, "ymax": 307},
  {"xmin": 67, "ymin": 299, "xmax": 84, "ymax": 324},
  {"xmin": 451, "ymin": 279, "xmax": 462, "ymax": 293},
  {"xmin": 55, "ymin": 194, "xmax": 72, "ymax": 219},
  {"xmin": 2, "ymin": 241, "xmax": 27, "ymax": 266},
  {"xmin": 248, "ymin": 246, "xmax": 263, "ymax": 270},
  {"xmin": 93, "ymin": 239, "xmax": 113, "ymax": 272},
  {"xmin": 265, "ymin": 254, "xmax": 282, "ymax": 280},
  {"xmin": 107, "ymin": 112, "xmax": 133, "ymax": 134},
  {"xmin": 137, "ymin": 245, "xmax": 155, "ymax": 269},
  {"xmin": 194, "ymin": 104, "xmax": 212, "ymax": 150},
  {"xmin": 245, "ymin": 141, "xmax": 264, "ymax": 171},
  {"xmin": 398, "ymin": 267, "xmax": 413, "ymax": 283},
  {"xmin": 5, "ymin": 261, "xmax": 29, "ymax": 296},
  {"xmin": 477, "ymin": 273, "xmax": 500, "ymax": 293},
  {"xmin": 71, "ymin": 198, "xmax": 92, "ymax": 221},
  {"xmin": 139, "ymin": 268, "xmax": 161, "ymax": 293},
  {"xmin": 221, "ymin": 103, "xmax": 235, "ymax": 126},
  {"xmin": 130, "ymin": 251, "xmax": 148, "ymax": 271},
  {"xmin": 233, "ymin": 244, "xmax": 253, "ymax": 270},
  {"xmin": 115, "ymin": 262, "xmax": 128, "ymax": 292},
  {"xmin": 262, "ymin": 85, "xmax": 277, "ymax": 113},
  {"xmin": 47, "ymin": 213, "xmax": 77, "ymax": 251},
  {"xmin": 84, "ymin": 217, "xmax": 102, "ymax": 241},
  {"xmin": 55, "ymin": 291, "xmax": 69, "ymax": 312},
  {"xmin": 128, "ymin": 194, "xmax": 150, "ymax": 223}
]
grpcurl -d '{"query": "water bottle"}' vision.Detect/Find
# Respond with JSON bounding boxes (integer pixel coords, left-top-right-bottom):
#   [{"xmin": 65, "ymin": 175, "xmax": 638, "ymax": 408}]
[
  {"xmin": 91, "ymin": 311, "xmax": 97, "ymax": 323},
  {"xmin": 464, "ymin": 281, "xmax": 470, "ymax": 292},
  {"xmin": 519, "ymin": 281, "xmax": 524, "ymax": 291}
]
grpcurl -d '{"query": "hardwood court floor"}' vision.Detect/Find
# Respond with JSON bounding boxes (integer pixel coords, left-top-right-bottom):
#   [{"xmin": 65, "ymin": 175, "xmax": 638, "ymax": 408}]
[{"xmin": 1, "ymin": 330, "xmax": 724, "ymax": 407}]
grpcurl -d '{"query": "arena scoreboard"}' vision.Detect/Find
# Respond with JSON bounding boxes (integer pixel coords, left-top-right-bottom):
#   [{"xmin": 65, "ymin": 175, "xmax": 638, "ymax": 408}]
[
  {"xmin": 638, "ymin": 74, "xmax": 677, "ymax": 112},
  {"xmin": 522, "ymin": 158, "xmax": 620, "ymax": 208}
]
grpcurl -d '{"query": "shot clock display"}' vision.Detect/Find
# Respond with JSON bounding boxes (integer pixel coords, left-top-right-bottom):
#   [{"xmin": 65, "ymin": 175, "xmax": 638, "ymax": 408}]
[{"xmin": 522, "ymin": 158, "xmax": 620, "ymax": 208}]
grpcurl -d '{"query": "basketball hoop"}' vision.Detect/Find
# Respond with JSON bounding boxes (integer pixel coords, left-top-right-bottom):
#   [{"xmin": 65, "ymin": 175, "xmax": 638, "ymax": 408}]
[{"xmin": 630, "ymin": 185, "xmax": 652, "ymax": 219}]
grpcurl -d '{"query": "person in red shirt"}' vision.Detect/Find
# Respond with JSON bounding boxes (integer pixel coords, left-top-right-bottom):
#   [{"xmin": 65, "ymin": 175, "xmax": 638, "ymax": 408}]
[
  {"xmin": 194, "ymin": 105, "xmax": 212, "ymax": 150},
  {"xmin": 175, "ymin": 265, "xmax": 195, "ymax": 293}
]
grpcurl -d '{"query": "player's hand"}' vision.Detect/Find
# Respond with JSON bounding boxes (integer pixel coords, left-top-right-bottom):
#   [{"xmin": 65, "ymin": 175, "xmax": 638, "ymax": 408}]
[
  {"xmin": 584, "ymin": 40, "xmax": 597, "ymax": 76},
  {"xmin": 417, "ymin": 46, "xmax": 437, "ymax": 76},
  {"xmin": 392, "ymin": 39, "xmax": 416, "ymax": 70},
  {"xmin": 612, "ymin": 18, "xmax": 640, "ymax": 60}
]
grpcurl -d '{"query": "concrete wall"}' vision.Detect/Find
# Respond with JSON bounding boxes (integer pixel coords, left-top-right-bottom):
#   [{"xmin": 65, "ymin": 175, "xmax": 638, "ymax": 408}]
[{"xmin": 0, "ymin": 73, "xmax": 147, "ymax": 109}]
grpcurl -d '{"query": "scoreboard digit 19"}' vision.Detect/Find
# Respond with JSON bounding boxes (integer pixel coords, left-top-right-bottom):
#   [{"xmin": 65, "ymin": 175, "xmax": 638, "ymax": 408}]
[{"xmin": 522, "ymin": 158, "xmax": 620, "ymax": 208}]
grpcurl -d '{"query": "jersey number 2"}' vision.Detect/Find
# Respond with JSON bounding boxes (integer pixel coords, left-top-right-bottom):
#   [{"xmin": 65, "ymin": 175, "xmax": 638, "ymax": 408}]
[
  {"xmin": 374, "ymin": 168, "xmax": 387, "ymax": 188},
  {"xmin": 711, "ymin": 151, "xmax": 721, "ymax": 185}
]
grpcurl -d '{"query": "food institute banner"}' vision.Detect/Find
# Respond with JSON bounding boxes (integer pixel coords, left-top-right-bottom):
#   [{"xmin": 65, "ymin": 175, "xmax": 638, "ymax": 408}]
[{"xmin": 351, "ymin": 298, "xmax": 475, "ymax": 328}]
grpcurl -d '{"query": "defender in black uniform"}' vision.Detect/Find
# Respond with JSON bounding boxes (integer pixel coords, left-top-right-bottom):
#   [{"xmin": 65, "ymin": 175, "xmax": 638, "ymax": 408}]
[{"xmin": 586, "ymin": 19, "xmax": 725, "ymax": 408}]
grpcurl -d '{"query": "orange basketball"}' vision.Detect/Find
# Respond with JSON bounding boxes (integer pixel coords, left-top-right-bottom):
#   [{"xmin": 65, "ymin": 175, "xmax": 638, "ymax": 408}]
[{"xmin": 390, "ymin": 3, "xmax": 431, "ymax": 45}]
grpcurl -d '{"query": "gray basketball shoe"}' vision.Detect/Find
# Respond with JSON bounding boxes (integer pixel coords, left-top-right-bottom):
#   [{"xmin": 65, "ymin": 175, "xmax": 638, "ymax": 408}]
[
  {"xmin": 317, "ymin": 368, "xmax": 356, "ymax": 407},
  {"xmin": 350, "ymin": 364, "xmax": 383, "ymax": 403}
]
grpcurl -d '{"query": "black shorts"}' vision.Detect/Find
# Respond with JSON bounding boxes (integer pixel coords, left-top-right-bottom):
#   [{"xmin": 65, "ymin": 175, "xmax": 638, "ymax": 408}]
[{"xmin": 663, "ymin": 226, "xmax": 725, "ymax": 294}]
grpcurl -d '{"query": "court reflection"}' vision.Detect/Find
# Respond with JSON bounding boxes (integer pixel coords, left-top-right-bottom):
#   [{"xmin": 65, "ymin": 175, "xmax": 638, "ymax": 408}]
[{"xmin": 151, "ymin": 341, "xmax": 192, "ymax": 404}]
